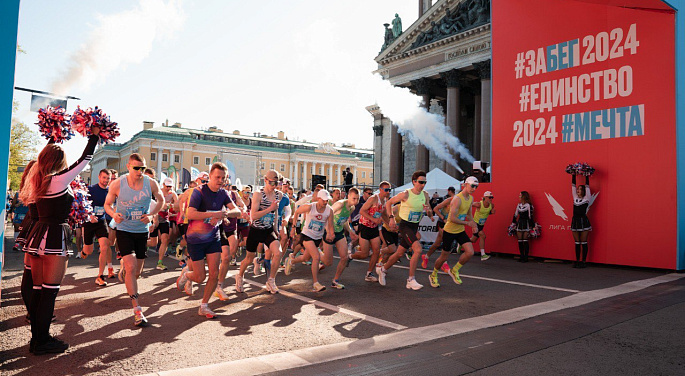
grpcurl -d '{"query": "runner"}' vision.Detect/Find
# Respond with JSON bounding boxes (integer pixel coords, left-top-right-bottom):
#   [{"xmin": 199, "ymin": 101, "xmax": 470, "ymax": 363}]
[
  {"xmin": 106, "ymin": 169, "xmax": 119, "ymax": 279},
  {"xmin": 428, "ymin": 177, "xmax": 479, "ymax": 288},
  {"xmin": 381, "ymin": 171, "xmax": 434, "ymax": 290},
  {"xmin": 470, "ymin": 190, "xmax": 495, "ymax": 261},
  {"xmin": 349, "ymin": 182, "xmax": 392, "ymax": 282},
  {"xmin": 176, "ymin": 163, "xmax": 245, "ymax": 317},
  {"xmin": 320, "ymin": 187, "xmax": 359, "ymax": 289},
  {"xmin": 23, "ymin": 129, "xmax": 100, "ymax": 354},
  {"xmin": 154, "ymin": 177, "xmax": 178, "ymax": 271},
  {"xmin": 346, "ymin": 187, "xmax": 371, "ymax": 254},
  {"xmin": 512, "ymin": 191, "xmax": 534, "ymax": 263},
  {"xmin": 378, "ymin": 202, "xmax": 400, "ymax": 266},
  {"xmin": 236, "ymin": 185, "xmax": 252, "ymax": 254},
  {"xmin": 215, "ymin": 178, "xmax": 247, "ymax": 301},
  {"xmin": 83, "ymin": 169, "xmax": 113, "ymax": 286},
  {"xmin": 285, "ymin": 189, "xmax": 334, "ymax": 291},
  {"xmin": 422, "ymin": 187, "xmax": 456, "ymax": 270},
  {"xmin": 267, "ymin": 178, "xmax": 291, "ymax": 275},
  {"xmin": 105, "ymin": 153, "xmax": 165, "ymax": 327},
  {"xmin": 571, "ymin": 174, "xmax": 592, "ymax": 268},
  {"xmin": 236, "ymin": 170, "xmax": 284, "ymax": 294}
]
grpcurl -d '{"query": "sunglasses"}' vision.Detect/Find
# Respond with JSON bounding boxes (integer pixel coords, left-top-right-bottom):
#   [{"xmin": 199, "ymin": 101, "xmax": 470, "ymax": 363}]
[
  {"xmin": 417, "ymin": 180, "xmax": 427, "ymax": 185},
  {"xmin": 266, "ymin": 179, "xmax": 278, "ymax": 186},
  {"xmin": 383, "ymin": 188, "xmax": 391, "ymax": 192},
  {"xmin": 470, "ymin": 184, "xmax": 479, "ymax": 189},
  {"xmin": 200, "ymin": 179, "xmax": 208, "ymax": 183},
  {"xmin": 486, "ymin": 196, "xmax": 493, "ymax": 199},
  {"xmin": 132, "ymin": 166, "xmax": 146, "ymax": 171}
]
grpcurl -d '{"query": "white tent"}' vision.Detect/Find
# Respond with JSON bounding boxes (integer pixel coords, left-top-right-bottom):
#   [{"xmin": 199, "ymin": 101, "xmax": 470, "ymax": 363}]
[{"xmin": 376, "ymin": 168, "xmax": 463, "ymax": 197}]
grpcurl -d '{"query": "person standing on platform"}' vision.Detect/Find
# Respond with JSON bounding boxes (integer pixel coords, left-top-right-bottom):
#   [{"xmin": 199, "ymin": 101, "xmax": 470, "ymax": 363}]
[
  {"xmin": 429, "ymin": 177, "xmax": 479, "ymax": 288},
  {"xmin": 343, "ymin": 167, "xmax": 353, "ymax": 193},
  {"xmin": 83, "ymin": 169, "xmax": 113, "ymax": 286},
  {"xmin": 105, "ymin": 153, "xmax": 165, "ymax": 327},
  {"xmin": 512, "ymin": 191, "xmax": 534, "ymax": 262},
  {"xmin": 380, "ymin": 171, "xmax": 434, "ymax": 290},
  {"xmin": 470, "ymin": 191, "xmax": 496, "ymax": 261},
  {"xmin": 571, "ymin": 174, "xmax": 592, "ymax": 268}
]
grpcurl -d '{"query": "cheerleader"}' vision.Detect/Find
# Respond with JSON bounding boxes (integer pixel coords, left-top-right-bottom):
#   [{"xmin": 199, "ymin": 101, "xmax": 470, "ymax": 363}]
[
  {"xmin": 571, "ymin": 174, "xmax": 592, "ymax": 268},
  {"xmin": 512, "ymin": 191, "xmax": 534, "ymax": 262},
  {"xmin": 16, "ymin": 160, "xmax": 36, "ymax": 323},
  {"xmin": 23, "ymin": 128, "xmax": 100, "ymax": 355}
]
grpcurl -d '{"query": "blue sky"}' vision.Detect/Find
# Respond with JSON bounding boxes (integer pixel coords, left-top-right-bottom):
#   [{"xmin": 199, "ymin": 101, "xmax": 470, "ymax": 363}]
[{"xmin": 13, "ymin": 0, "xmax": 418, "ymax": 163}]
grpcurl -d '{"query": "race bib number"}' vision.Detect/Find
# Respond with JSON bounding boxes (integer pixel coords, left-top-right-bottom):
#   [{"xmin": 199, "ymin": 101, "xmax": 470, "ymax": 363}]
[
  {"xmin": 308, "ymin": 220, "xmax": 324, "ymax": 233},
  {"xmin": 373, "ymin": 211, "xmax": 382, "ymax": 219},
  {"xmin": 408, "ymin": 210, "xmax": 423, "ymax": 222},
  {"xmin": 94, "ymin": 206, "xmax": 105, "ymax": 216},
  {"xmin": 336, "ymin": 216, "xmax": 349, "ymax": 226},
  {"xmin": 458, "ymin": 214, "xmax": 467, "ymax": 221},
  {"xmin": 262, "ymin": 212, "xmax": 275, "ymax": 226},
  {"xmin": 478, "ymin": 218, "xmax": 487, "ymax": 225},
  {"xmin": 16, "ymin": 213, "xmax": 25, "ymax": 221},
  {"xmin": 128, "ymin": 208, "xmax": 143, "ymax": 221}
]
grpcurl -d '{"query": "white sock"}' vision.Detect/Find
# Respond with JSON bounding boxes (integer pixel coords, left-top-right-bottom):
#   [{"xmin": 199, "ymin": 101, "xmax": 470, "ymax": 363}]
[
  {"xmin": 200, "ymin": 302, "xmax": 208, "ymax": 308},
  {"xmin": 107, "ymin": 263, "xmax": 113, "ymax": 268},
  {"xmin": 480, "ymin": 249, "xmax": 486, "ymax": 256}
]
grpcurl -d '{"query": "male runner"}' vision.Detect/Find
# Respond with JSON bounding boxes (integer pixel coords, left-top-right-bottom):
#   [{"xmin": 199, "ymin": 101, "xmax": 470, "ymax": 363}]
[
  {"xmin": 105, "ymin": 154, "xmax": 165, "ymax": 326},
  {"xmin": 349, "ymin": 182, "xmax": 392, "ymax": 282},
  {"xmin": 285, "ymin": 189, "xmax": 334, "ymax": 291},
  {"xmin": 321, "ymin": 187, "xmax": 359, "ymax": 289},
  {"xmin": 83, "ymin": 169, "xmax": 112, "ymax": 286},
  {"xmin": 176, "ymin": 163, "xmax": 245, "ymax": 317},
  {"xmin": 155, "ymin": 177, "xmax": 178, "ymax": 271},
  {"xmin": 428, "ymin": 176, "xmax": 479, "ymax": 287},
  {"xmin": 382, "ymin": 171, "xmax": 434, "ymax": 290},
  {"xmin": 215, "ymin": 178, "xmax": 246, "ymax": 301},
  {"xmin": 470, "ymin": 190, "xmax": 495, "ymax": 261},
  {"xmin": 422, "ymin": 187, "xmax": 456, "ymax": 269}
]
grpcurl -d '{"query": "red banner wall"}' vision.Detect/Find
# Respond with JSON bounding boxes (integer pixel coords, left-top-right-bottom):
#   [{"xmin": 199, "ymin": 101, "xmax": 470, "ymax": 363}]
[{"xmin": 489, "ymin": 0, "xmax": 676, "ymax": 268}]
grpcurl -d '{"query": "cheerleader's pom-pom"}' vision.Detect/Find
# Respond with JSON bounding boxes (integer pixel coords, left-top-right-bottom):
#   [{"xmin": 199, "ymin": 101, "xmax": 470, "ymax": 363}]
[
  {"xmin": 36, "ymin": 106, "xmax": 73, "ymax": 143},
  {"xmin": 565, "ymin": 164, "xmax": 576, "ymax": 175},
  {"xmin": 507, "ymin": 223, "xmax": 517, "ymax": 236},
  {"xmin": 96, "ymin": 114, "xmax": 120, "ymax": 144}
]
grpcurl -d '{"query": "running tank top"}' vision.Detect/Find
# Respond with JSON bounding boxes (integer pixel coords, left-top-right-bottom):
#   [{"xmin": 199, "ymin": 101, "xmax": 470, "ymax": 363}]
[
  {"xmin": 302, "ymin": 204, "xmax": 331, "ymax": 240},
  {"xmin": 158, "ymin": 190, "xmax": 174, "ymax": 222},
  {"xmin": 332, "ymin": 199, "xmax": 352, "ymax": 233},
  {"xmin": 444, "ymin": 192, "xmax": 473, "ymax": 234},
  {"xmin": 252, "ymin": 188, "xmax": 282, "ymax": 229},
  {"xmin": 473, "ymin": 201, "xmax": 493, "ymax": 225},
  {"xmin": 398, "ymin": 189, "xmax": 426, "ymax": 223},
  {"xmin": 116, "ymin": 175, "xmax": 152, "ymax": 233},
  {"xmin": 359, "ymin": 194, "xmax": 382, "ymax": 228}
]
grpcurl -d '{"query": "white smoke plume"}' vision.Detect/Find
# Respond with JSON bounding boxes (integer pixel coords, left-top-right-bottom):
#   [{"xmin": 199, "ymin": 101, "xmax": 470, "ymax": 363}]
[
  {"xmin": 372, "ymin": 77, "xmax": 475, "ymax": 174},
  {"xmin": 51, "ymin": 0, "xmax": 185, "ymax": 96}
]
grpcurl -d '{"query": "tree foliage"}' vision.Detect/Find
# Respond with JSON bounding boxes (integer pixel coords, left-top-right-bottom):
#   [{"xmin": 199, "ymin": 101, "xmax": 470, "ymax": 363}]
[{"xmin": 9, "ymin": 102, "xmax": 39, "ymax": 190}]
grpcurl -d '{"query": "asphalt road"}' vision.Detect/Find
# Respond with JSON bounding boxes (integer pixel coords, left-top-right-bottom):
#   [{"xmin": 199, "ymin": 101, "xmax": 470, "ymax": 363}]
[{"xmin": 1, "ymin": 224, "xmax": 682, "ymax": 376}]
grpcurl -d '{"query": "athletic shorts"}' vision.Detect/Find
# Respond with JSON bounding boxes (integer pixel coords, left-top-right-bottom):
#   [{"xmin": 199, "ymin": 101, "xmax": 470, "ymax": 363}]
[
  {"xmin": 442, "ymin": 231, "xmax": 471, "ymax": 252},
  {"xmin": 381, "ymin": 227, "xmax": 399, "ymax": 246},
  {"xmin": 358, "ymin": 223, "xmax": 379, "ymax": 241},
  {"xmin": 295, "ymin": 225, "xmax": 302, "ymax": 235},
  {"xmin": 187, "ymin": 240, "xmax": 221, "ymax": 262},
  {"xmin": 157, "ymin": 222, "xmax": 170, "ymax": 235},
  {"xmin": 83, "ymin": 221, "xmax": 108, "ymax": 246},
  {"xmin": 220, "ymin": 227, "xmax": 237, "ymax": 247},
  {"xmin": 323, "ymin": 230, "xmax": 345, "ymax": 245},
  {"xmin": 246, "ymin": 226, "xmax": 278, "ymax": 253},
  {"xmin": 177, "ymin": 223, "xmax": 187, "ymax": 237},
  {"xmin": 473, "ymin": 224, "xmax": 485, "ymax": 236},
  {"xmin": 116, "ymin": 230, "xmax": 149, "ymax": 259},
  {"xmin": 437, "ymin": 220, "xmax": 446, "ymax": 229},
  {"xmin": 349, "ymin": 221, "xmax": 359, "ymax": 235},
  {"xmin": 237, "ymin": 225, "xmax": 249, "ymax": 239},
  {"xmin": 300, "ymin": 233, "xmax": 322, "ymax": 248},
  {"xmin": 398, "ymin": 220, "xmax": 420, "ymax": 249}
]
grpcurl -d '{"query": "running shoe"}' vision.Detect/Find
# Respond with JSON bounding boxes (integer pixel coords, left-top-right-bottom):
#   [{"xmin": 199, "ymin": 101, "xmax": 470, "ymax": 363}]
[
  {"xmin": 175, "ymin": 244, "xmax": 185, "ymax": 259},
  {"xmin": 312, "ymin": 282, "xmax": 326, "ymax": 292},
  {"xmin": 229, "ymin": 258, "xmax": 237, "ymax": 266},
  {"xmin": 253, "ymin": 258, "xmax": 262, "ymax": 276},
  {"xmin": 285, "ymin": 254, "xmax": 294, "ymax": 275},
  {"xmin": 481, "ymin": 254, "xmax": 491, "ymax": 261},
  {"xmin": 405, "ymin": 252, "xmax": 411, "ymax": 261},
  {"xmin": 198, "ymin": 304, "xmax": 216, "ymax": 319},
  {"xmin": 184, "ymin": 280, "xmax": 193, "ymax": 295},
  {"xmin": 365, "ymin": 272, "xmax": 378, "ymax": 282},
  {"xmin": 176, "ymin": 267, "xmax": 189, "ymax": 291},
  {"xmin": 421, "ymin": 254, "xmax": 429, "ymax": 269},
  {"xmin": 235, "ymin": 274, "xmax": 244, "ymax": 293},
  {"xmin": 107, "ymin": 267, "xmax": 115, "ymax": 279},
  {"xmin": 378, "ymin": 267, "xmax": 387, "ymax": 286},
  {"xmin": 448, "ymin": 267, "xmax": 462, "ymax": 285},
  {"xmin": 319, "ymin": 262, "xmax": 326, "ymax": 271},
  {"xmin": 156, "ymin": 261, "xmax": 167, "ymax": 271},
  {"xmin": 440, "ymin": 262, "xmax": 450, "ymax": 273},
  {"xmin": 375, "ymin": 263, "xmax": 382, "ymax": 276},
  {"xmin": 346, "ymin": 252, "xmax": 353, "ymax": 267},
  {"xmin": 331, "ymin": 280, "xmax": 345, "ymax": 289},
  {"xmin": 133, "ymin": 308, "xmax": 149, "ymax": 327},
  {"xmin": 33, "ymin": 336, "xmax": 69, "ymax": 355},
  {"xmin": 214, "ymin": 287, "xmax": 230, "ymax": 301},
  {"xmin": 429, "ymin": 273, "xmax": 440, "ymax": 288},
  {"xmin": 406, "ymin": 278, "xmax": 423, "ymax": 290},
  {"xmin": 95, "ymin": 276, "xmax": 108, "ymax": 287},
  {"xmin": 118, "ymin": 268, "xmax": 126, "ymax": 283},
  {"xmin": 265, "ymin": 278, "xmax": 279, "ymax": 294}
]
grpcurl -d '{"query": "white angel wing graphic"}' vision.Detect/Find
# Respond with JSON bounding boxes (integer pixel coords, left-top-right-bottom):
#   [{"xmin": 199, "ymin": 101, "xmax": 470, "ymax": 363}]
[
  {"xmin": 589, "ymin": 191, "xmax": 600, "ymax": 207},
  {"xmin": 545, "ymin": 192, "xmax": 568, "ymax": 221}
]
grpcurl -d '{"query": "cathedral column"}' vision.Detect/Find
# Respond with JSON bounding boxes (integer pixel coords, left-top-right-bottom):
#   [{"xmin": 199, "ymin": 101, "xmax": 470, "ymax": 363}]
[
  {"xmin": 292, "ymin": 160, "xmax": 298, "ymax": 190},
  {"xmin": 328, "ymin": 164, "xmax": 333, "ymax": 187},
  {"xmin": 411, "ymin": 78, "xmax": 431, "ymax": 172},
  {"xmin": 474, "ymin": 60, "xmax": 492, "ymax": 164},
  {"xmin": 440, "ymin": 70, "xmax": 462, "ymax": 178}
]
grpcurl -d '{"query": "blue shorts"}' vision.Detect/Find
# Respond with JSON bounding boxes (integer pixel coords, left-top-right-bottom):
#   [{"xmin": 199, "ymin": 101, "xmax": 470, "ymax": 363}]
[{"xmin": 187, "ymin": 241, "xmax": 222, "ymax": 262}]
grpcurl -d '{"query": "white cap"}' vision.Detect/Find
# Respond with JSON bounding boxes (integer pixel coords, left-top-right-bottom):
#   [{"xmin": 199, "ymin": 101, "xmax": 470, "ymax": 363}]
[
  {"xmin": 464, "ymin": 176, "xmax": 479, "ymax": 185},
  {"xmin": 483, "ymin": 191, "xmax": 494, "ymax": 197},
  {"xmin": 317, "ymin": 189, "xmax": 332, "ymax": 201},
  {"xmin": 198, "ymin": 172, "xmax": 209, "ymax": 180},
  {"xmin": 162, "ymin": 177, "xmax": 173, "ymax": 187}
]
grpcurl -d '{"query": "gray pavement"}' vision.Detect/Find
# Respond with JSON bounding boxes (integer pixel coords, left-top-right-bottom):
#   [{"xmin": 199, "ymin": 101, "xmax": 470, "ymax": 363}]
[{"xmin": 1, "ymin": 224, "xmax": 682, "ymax": 376}]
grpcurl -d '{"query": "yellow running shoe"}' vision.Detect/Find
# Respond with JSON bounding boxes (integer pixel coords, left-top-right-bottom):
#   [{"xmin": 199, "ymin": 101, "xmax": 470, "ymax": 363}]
[
  {"xmin": 429, "ymin": 273, "xmax": 440, "ymax": 288},
  {"xmin": 448, "ymin": 267, "xmax": 462, "ymax": 285}
]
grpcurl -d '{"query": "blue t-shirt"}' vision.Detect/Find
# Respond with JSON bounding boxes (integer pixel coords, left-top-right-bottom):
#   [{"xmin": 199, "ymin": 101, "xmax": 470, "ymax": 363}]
[
  {"xmin": 88, "ymin": 184, "xmax": 109, "ymax": 221},
  {"xmin": 278, "ymin": 194, "xmax": 290, "ymax": 220},
  {"xmin": 187, "ymin": 185, "xmax": 234, "ymax": 244}
]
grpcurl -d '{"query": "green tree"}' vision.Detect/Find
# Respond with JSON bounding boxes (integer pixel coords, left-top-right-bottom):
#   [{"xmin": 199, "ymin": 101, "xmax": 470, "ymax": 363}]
[{"xmin": 8, "ymin": 101, "xmax": 39, "ymax": 190}]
